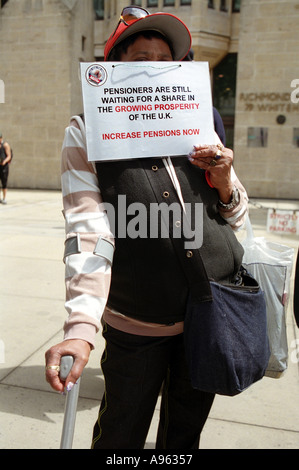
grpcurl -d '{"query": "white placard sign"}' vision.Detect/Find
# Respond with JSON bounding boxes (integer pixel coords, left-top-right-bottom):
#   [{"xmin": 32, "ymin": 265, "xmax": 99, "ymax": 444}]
[{"xmin": 80, "ymin": 61, "xmax": 216, "ymax": 162}]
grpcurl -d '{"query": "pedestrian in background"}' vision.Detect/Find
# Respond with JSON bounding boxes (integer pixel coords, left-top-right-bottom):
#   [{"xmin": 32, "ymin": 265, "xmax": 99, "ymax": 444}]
[{"xmin": 0, "ymin": 132, "xmax": 12, "ymax": 204}]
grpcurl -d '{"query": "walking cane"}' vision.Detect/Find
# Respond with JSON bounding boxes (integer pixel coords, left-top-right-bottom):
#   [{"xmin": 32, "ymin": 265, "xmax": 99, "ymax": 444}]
[{"xmin": 59, "ymin": 355, "xmax": 81, "ymax": 449}]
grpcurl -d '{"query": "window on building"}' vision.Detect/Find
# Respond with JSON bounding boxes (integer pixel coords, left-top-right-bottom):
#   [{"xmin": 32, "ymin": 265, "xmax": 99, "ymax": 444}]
[
  {"xmin": 180, "ymin": 0, "xmax": 192, "ymax": 5},
  {"xmin": 147, "ymin": 0, "xmax": 158, "ymax": 7},
  {"xmin": 232, "ymin": 0, "xmax": 241, "ymax": 12},
  {"xmin": 213, "ymin": 53, "xmax": 238, "ymax": 149},
  {"xmin": 164, "ymin": 0, "xmax": 175, "ymax": 6},
  {"xmin": 131, "ymin": 0, "xmax": 142, "ymax": 5},
  {"xmin": 1, "ymin": 0, "xmax": 9, "ymax": 7},
  {"xmin": 94, "ymin": 0, "xmax": 104, "ymax": 20},
  {"xmin": 81, "ymin": 36, "xmax": 86, "ymax": 53},
  {"xmin": 248, "ymin": 128, "xmax": 268, "ymax": 147},
  {"xmin": 208, "ymin": 0, "xmax": 214, "ymax": 8},
  {"xmin": 220, "ymin": 0, "xmax": 228, "ymax": 12},
  {"xmin": 293, "ymin": 129, "xmax": 299, "ymax": 147}
]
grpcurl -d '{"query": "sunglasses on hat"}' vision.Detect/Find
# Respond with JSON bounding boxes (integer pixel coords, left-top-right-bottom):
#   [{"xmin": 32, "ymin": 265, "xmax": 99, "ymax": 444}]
[{"xmin": 112, "ymin": 6, "xmax": 150, "ymax": 37}]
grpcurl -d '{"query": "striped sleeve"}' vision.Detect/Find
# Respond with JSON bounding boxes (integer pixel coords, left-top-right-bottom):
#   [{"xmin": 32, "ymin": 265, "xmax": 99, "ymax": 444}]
[
  {"xmin": 61, "ymin": 116, "xmax": 114, "ymax": 348},
  {"xmin": 218, "ymin": 167, "xmax": 249, "ymax": 231}
]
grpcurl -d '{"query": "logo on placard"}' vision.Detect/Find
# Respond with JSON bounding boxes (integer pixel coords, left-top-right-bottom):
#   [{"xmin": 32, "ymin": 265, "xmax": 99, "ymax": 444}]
[{"xmin": 86, "ymin": 64, "xmax": 108, "ymax": 87}]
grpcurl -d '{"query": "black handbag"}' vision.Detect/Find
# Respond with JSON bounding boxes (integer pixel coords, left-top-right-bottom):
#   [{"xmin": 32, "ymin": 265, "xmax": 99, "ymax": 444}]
[{"xmin": 184, "ymin": 268, "xmax": 271, "ymax": 396}]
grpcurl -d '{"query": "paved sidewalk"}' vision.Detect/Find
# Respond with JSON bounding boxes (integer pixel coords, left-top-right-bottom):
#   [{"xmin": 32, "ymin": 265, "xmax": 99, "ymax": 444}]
[{"xmin": 0, "ymin": 189, "xmax": 298, "ymax": 449}]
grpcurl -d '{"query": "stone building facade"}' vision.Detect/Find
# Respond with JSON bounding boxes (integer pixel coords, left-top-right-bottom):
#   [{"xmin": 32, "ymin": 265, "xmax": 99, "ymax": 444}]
[
  {"xmin": 233, "ymin": 0, "xmax": 299, "ymax": 199},
  {"xmin": 0, "ymin": 0, "xmax": 94, "ymax": 189},
  {"xmin": 0, "ymin": 0, "xmax": 298, "ymax": 198}
]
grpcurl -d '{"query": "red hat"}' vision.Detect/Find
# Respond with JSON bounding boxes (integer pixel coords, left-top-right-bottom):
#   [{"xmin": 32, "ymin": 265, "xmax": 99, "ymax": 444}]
[{"xmin": 104, "ymin": 8, "xmax": 192, "ymax": 61}]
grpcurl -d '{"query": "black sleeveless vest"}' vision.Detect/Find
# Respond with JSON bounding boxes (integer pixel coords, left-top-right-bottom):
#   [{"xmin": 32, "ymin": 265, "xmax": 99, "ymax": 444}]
[{"xmin": 96, "ymin": 156, "xmax": 244, "ymax": 324}]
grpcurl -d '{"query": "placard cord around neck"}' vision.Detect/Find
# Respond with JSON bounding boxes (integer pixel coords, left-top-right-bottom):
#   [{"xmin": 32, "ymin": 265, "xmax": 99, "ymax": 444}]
[{"xmin": 112, "ymin": 63, "xmax": 182, "ymax": 71}]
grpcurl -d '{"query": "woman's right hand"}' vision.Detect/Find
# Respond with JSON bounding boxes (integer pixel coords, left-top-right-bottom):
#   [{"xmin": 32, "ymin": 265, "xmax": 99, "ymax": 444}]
[{"xmin": 45, "ymin": 339, "xmax": 91, "ymax": 393}]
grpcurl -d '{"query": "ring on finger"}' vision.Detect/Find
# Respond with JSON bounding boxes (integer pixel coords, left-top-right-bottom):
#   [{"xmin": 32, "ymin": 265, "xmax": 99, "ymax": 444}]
[
  {"xmin": 214, "ymin": 150, "xmax": 222, "ymax": 160},
  {"xmin": 209, "ymin": 159, "xmax": 218, "ymax": 167},
  {"xmin": 46, "ymin": 365, "xmax": 60, "ymax": 372}
]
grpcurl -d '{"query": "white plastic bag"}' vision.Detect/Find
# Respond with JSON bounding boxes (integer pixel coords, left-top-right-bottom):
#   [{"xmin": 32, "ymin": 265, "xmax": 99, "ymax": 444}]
[{"xmin": 241, "ymin": 216, "xmax": 294, "ymax": 377}]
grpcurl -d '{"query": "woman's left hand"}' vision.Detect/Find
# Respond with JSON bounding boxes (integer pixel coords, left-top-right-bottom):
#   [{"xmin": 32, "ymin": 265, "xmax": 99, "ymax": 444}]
[{"xmin": 188, "ymin": 144, "xmax": 234, "ymax": 203}]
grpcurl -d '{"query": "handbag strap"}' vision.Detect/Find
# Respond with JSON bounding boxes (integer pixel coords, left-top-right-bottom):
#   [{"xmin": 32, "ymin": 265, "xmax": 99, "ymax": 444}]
[{"xmin": 141, "ymin": 157, "xmax": 212, "ymax": 302}]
